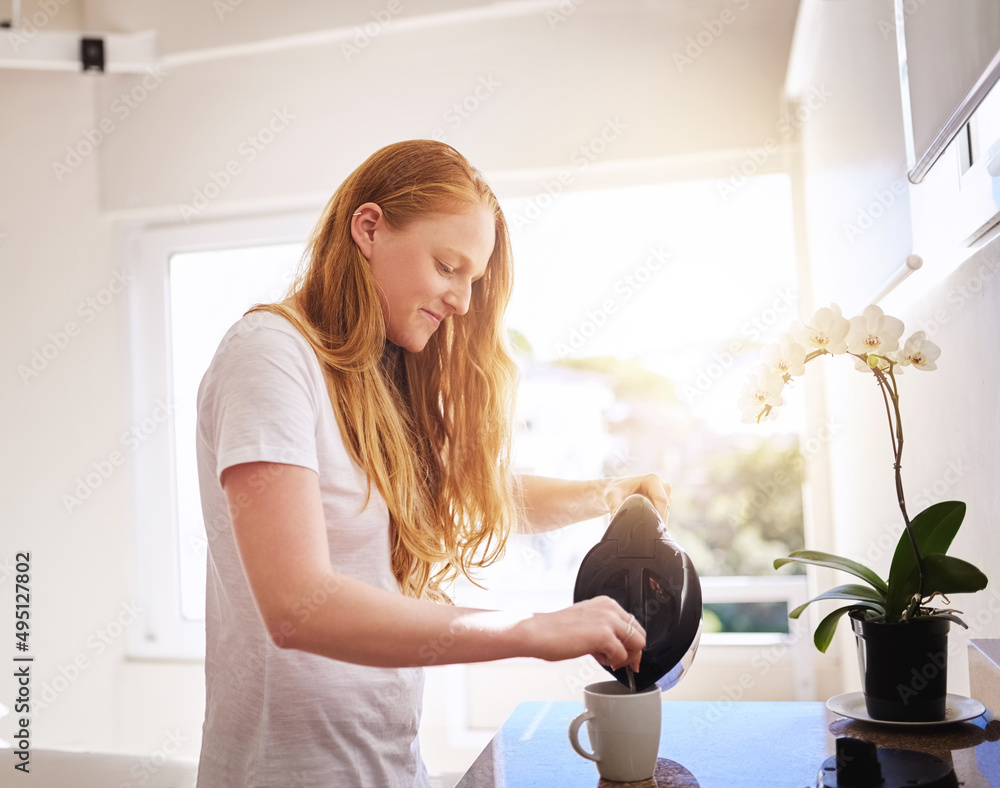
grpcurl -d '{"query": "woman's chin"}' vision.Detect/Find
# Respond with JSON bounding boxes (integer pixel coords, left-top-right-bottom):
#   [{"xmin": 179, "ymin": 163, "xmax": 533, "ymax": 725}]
[{"xmin": 389, "ymin": 334, "xmax": 430, "ymax": 354}]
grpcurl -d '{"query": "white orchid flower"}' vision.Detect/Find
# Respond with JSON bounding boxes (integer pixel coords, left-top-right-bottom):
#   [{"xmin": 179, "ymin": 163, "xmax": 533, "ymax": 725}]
[
  {"xmin": 894, "ymin": 331, "xmax": 940, "ymax": 371},
  {"xmin": 846, "ymin": 304, "xmax": 904, "ymax": 358},
  {"xmin": 739, "ymin": 365, "xmax": 785, "ymax": 423},
  {"xmin": 760, "ymin": 334, "xmax": 806, "ymax": 378},
  {"xmin": 790, "ymin": 304, "xmax": 850, "ymax": 355}
]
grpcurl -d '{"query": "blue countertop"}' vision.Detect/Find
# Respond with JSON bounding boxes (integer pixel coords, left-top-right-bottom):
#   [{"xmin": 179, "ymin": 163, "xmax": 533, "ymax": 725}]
[{"xmin": 455, "ymin": 700, "xmax": 1000, "ymax": 787}]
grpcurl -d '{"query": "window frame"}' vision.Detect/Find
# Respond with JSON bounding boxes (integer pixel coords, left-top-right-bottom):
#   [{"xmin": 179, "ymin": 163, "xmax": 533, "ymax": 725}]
[{"xmin": 124, "ymin": 210, "xmax": 318, "ymax": 660}]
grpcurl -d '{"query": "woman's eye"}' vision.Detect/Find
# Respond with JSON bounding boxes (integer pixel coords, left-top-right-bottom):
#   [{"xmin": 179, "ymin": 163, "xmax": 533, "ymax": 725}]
[{"xmin": 437, "ymin": 261, "xmax": 455, "ymax": 275}]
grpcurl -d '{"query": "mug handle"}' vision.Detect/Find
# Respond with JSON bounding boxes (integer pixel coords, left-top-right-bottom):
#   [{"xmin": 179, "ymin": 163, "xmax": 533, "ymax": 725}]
[{"xmin": 568, "ymin": 710, "xmax": 599, "ymax": 763}]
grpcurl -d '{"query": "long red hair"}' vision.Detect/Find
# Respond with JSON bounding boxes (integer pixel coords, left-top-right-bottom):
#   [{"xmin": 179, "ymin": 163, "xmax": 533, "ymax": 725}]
[{"xmin": 251, "ymin": 140, "xmax": 518, "ymax": 601}]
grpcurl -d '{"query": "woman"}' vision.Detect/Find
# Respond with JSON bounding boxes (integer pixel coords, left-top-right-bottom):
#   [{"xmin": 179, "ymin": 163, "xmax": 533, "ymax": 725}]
[{"xmin": 195, "ymin": 140, "xmax": 670, "ymax": 787}]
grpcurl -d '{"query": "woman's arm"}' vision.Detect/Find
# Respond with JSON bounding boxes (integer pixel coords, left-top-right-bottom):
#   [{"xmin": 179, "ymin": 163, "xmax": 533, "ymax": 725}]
[
  {"xmin": 514, "ymin": 473, "xmax": 671, "ymax": 533},
  {"xmin": 222, "ymin": 461, "xmax": 645, "ymax": 670}
]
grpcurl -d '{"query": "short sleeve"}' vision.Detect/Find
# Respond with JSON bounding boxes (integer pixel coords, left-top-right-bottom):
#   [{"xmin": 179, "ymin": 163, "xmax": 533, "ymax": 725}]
[{"xmin": 197, "ymin": 315, "xmax": 323, "ymax": 484}]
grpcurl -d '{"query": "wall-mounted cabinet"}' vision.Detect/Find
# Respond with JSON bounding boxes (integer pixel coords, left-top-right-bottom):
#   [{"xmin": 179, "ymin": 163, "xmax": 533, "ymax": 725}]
[{"xmin": 886, "ymin": 0, "xmax": 1000, "ymax": 306}]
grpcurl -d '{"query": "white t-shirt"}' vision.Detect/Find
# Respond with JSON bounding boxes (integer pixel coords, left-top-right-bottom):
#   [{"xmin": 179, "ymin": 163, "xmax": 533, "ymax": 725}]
[{"xmin": 194, "ymin": 310, "xmax": 430, "ymax": 788}]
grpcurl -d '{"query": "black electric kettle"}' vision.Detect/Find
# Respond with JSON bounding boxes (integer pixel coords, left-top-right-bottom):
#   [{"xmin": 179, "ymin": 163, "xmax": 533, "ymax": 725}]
[{"xmin": 573, "ymin": 494, "xmax": 703, "ymax": 692}]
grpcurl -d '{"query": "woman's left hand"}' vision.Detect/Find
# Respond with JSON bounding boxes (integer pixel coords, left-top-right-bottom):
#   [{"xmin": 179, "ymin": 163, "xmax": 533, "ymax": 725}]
[{"xmin": 603, "ymin": 474, "xmax": 671, "ymax": 522}]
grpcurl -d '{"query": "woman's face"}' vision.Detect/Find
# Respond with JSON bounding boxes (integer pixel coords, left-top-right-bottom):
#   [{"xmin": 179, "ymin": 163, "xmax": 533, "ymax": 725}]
[{"xmin": 355, "ymin": 203, "xmax": 495, "ymax": 353}]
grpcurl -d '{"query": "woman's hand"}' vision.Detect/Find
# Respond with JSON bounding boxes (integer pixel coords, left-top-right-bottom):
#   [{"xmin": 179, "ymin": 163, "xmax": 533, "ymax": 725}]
[
  {"xmin": 603, "ymin": 473, "xmax": 671, "ymax": 522},
  {"xmin": 514, "ymin": 596, "xmax": 646, "ymax": 673}
]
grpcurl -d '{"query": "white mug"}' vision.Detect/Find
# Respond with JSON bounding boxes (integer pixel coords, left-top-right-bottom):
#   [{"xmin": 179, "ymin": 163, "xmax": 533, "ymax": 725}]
[{"xmin": 568, "ymin": 680, "xmax": 662, "ymax": 782}]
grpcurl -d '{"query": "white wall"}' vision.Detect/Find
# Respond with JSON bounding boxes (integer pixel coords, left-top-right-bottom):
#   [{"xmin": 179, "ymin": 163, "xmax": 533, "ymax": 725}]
[
  {"xmin": 790, "ymin": 0, "xmax": 1000, "ymax": 696},
  {"xmin": 0, "ymin": 0, "xmax": 805, "ymax": 775},
  {"xmin": 90, "ymin": 0, "xmax": 798, "ymax": 214}
]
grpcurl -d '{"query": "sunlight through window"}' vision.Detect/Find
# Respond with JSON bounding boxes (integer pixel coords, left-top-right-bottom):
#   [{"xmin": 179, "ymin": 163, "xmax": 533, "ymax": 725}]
[
  {"xmin": 168, "ymin": 175, "xmax": 805, "ymax": 636},
  {"xmin": 170, "ymin": 243, "xmax": 304, "ymax": 621}
]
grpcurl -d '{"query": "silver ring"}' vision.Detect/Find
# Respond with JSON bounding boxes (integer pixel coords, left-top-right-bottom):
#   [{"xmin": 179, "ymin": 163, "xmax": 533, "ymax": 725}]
[{"xmin": 623, "ymin": 614, "xmax": 635, "ymax": 642}]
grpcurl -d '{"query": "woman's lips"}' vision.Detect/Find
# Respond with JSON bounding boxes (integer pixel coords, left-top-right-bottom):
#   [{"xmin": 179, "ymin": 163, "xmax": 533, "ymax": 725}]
[{"xmin": 421, "ymin": 309, "xmax": 442, "ymax": 326}]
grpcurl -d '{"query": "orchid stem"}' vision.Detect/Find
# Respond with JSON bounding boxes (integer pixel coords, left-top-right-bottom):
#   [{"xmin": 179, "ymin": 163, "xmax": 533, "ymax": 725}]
[
  {"xmin": 869, "ymin": 357, "xmax": 924, "ymax": 601},
  {"xmin": 763, "ymin": 345, "xmax": 927, "ymax": 607}
]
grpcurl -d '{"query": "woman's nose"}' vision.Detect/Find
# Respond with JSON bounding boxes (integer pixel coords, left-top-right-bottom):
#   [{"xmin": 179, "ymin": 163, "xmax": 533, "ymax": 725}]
[{"xmin": 445, "ymin": 279, "xmax": 473, "ymax": 316}]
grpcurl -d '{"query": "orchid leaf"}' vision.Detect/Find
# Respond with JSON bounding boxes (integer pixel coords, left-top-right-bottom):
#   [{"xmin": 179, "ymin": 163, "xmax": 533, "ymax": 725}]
[
  {"xmin": 884, "ymin": 568, "xmax": 918, "ymax": 622},
  {"xmin": 885, "ymin": 502, "xmax": 966, "ymax": 619},
  {"xmin": 812, "ymin": 605, "xmax": 865, "ymax": 653},
  {"xmin": 775, "ymin": 550, "xmax": 888, "ymax": 595},
  {"xmin": 789, "ymin": 584, "xmax": 886, "ymax": 619},
  {"xmin": 885, "ymin": 550, "xmax": 988, "ymax": 621},
  {"xmin": 923, "ymin": 553, "xmax": 988, "ymax": 595},
  {"xmin": 919, "ymin": 612, "xmax": 970, "ymax": 628}
]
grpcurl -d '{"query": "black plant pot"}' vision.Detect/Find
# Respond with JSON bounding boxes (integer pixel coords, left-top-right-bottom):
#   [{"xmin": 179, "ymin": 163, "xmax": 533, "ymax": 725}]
[{"xmin": 849, "ymin": 610, "xmax": 950, "ymax": 722}]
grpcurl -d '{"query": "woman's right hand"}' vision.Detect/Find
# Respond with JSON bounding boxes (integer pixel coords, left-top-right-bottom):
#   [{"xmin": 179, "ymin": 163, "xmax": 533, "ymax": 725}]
[{"xmin": 514, "ymin": 596, "xmax": 645, "ymax": 673}]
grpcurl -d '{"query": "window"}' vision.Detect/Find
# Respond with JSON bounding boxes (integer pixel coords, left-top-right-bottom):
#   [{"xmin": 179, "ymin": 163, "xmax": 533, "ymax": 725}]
[
  {"xmin": 170, "ymin": 243, "xmax": 305, "ymax": 622},
  {"xmin": 129, "ymin": 174, "xmax": 808, "ymax": 663},
  {"xmin": 454, "ymin": 176, "xmax": 808, "ymax": 638}
]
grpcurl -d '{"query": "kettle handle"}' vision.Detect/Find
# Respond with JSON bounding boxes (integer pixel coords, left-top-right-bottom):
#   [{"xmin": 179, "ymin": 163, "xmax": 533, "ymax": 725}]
[{"xmin": 612, "ymin": 493, "xmax": 664, "ymax": 523}]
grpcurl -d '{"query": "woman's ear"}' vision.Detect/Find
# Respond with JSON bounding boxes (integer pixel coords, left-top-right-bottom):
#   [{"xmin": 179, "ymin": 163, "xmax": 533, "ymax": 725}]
[{"xmin": 350, "ymin": 203, "xmax": 382, "ymax": 258}]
